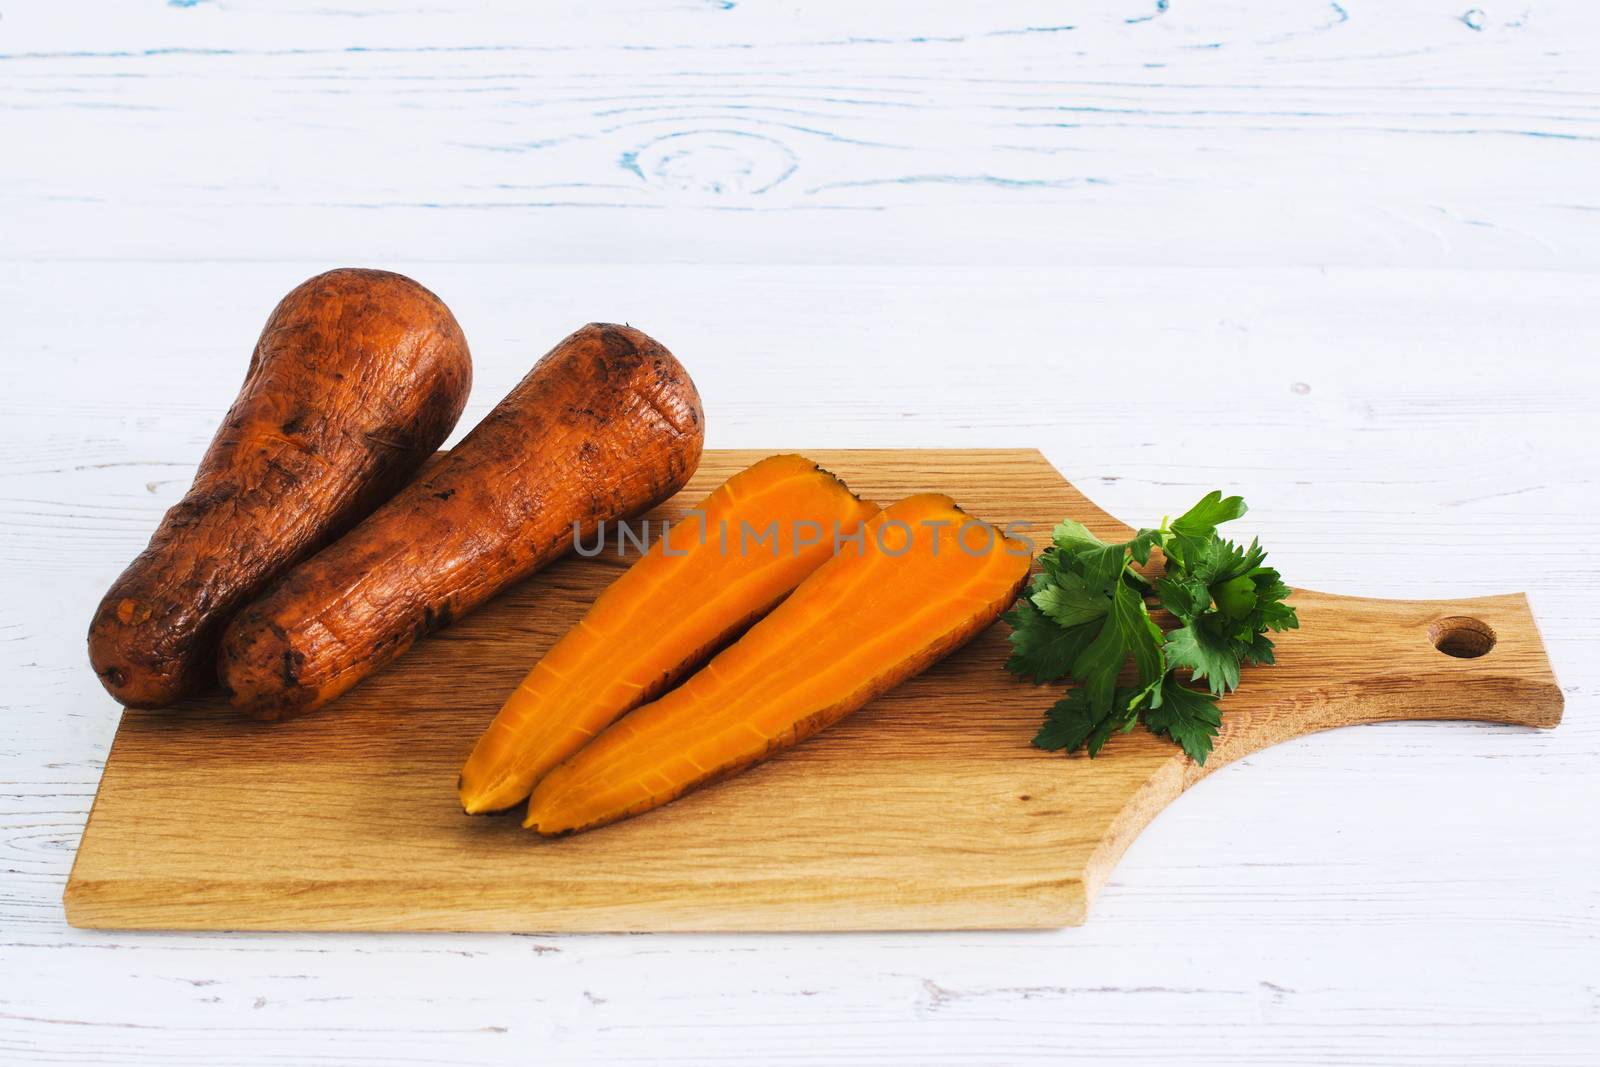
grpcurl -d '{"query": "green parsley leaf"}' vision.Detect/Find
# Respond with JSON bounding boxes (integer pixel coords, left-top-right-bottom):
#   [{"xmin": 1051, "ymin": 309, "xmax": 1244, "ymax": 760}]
[
  {"xmin": 1155, "ymin": 575, "xmax": 1210, "ymax": 625},
  {"xmin": 1002, "ymin": 599, "xmax": 1096, "ymax": 683},
  {"xmin": 1005, "ymin": 490, "xmax": 1299, "ymax": 762},
  {"xmin": 1164, "ymin": 619, "xmax": 1242, "ymax": 695},
  {"xmin": 1034, "ymin": 688, "xmax": 1106, "ymax": 753},
  {"xmin": 1142, "ymin": 678, "xmax": 1223, "ymax": 764},
  {"xmin": 1171, "ymin": 491, "xmax": 1248, "ymax": 538},
  {"xmin": 1126, "ymin": 528, "xmax": 1163, "ymax": 566},
  {"xmin": 1110, "ymin": 581, "xmax": 1165, "ymax": 698},
  {"xmin": 1051, "ymin": 519, "xmax": 1104, "ymax": 554},
  {"xmin": 1031, "ymin": 570, "xmax": 1109, "ymax": 628},
  {"xmin": 1034, "ymin": 687, "xmax": 1140, "ymax": 758},
  {"xmin": 1071, "ymin": 611, "xmax": 1128, "ymax": 715},
  {"xmin": 1078, "ymin": 542, "xmax": 1132, "ymax": 593}
]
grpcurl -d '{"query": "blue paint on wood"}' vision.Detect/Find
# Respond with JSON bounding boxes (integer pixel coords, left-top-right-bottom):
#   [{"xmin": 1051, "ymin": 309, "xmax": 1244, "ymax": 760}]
[{"xmin": 1127, "ymin": 0, "xmax": 1169, "ymax": 26}]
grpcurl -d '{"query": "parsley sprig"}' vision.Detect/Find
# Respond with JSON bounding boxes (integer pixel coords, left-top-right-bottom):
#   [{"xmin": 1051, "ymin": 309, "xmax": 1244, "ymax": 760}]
[{"xmin": 1004, "ymin": 492, "xmax": 1299, "ymax": 764}]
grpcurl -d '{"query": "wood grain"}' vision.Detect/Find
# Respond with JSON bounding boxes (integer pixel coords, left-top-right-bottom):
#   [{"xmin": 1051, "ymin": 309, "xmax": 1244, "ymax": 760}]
[
  {"xmin": 63, "ymin": 449, "xmax": 1561, "ymax": 932},
  {"xmin": 4, "ymin": 2, "xmax": 1599, "ymax": 271},
  {"xmin": 5, "ymin": 1, "xmax": 1598, "ymax": 1057}
]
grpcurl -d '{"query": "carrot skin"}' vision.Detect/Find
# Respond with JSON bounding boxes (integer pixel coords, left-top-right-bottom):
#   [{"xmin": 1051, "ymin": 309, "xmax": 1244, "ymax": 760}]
[
  {"xmin": 220, "ymin": 323, "xmax": 703, "ymax": 720},
  {"xmin": 88, "ymin": 269, "xmax": 472, "ymax": 708}
]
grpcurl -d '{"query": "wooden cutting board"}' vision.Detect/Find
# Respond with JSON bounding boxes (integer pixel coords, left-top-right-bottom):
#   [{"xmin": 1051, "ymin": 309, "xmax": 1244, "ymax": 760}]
[{"xmin": 64, "ymin": 450, "xmax": 1563, "ymax": 931}]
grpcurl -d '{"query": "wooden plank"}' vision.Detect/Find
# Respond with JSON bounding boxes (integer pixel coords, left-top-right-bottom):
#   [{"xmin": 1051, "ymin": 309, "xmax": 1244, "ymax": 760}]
[
  {"xmin": 2, "ymin": 0, "xmax": 1596, "ymax": 1056},
  {"xmin": 4, "ymin": 3, "xmax": 1599, "ymax": 270},
  {"xmin": 63, "ymin": 449, "xmax": 1561, "ymax": 932}
]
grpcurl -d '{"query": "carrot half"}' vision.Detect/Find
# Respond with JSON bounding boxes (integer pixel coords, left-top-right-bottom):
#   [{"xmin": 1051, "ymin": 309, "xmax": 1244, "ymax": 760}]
[
  {"xmin": 524, "ymin": 493, "xmax": 1034, "ymax": 835},
  {"xmin": 458, "ymin": 454, "xmax": 879, "ymax": 814}
]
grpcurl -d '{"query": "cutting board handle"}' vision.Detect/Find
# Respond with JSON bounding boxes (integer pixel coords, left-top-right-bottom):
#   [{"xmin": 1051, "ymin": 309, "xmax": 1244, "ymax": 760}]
[{"xmin": 1199, "ymin": 589, "xmax": 1563, "ymax": 775}]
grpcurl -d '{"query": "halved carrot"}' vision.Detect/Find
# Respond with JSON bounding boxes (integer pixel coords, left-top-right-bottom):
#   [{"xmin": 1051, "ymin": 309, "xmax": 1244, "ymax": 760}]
[
  {"xmin": 458, "ymin": 454, "xmax": 879, "ymax": 814},
  {"xmin": 523, "ymin": 493, "xmax": 1033, "ymax": 835}
]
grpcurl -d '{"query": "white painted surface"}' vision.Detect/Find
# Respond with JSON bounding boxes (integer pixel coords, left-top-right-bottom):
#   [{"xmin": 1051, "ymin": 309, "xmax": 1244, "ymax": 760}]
[{"xmin": 2, "ymin": 1, "xmax": 1596, "ymax": 1063}]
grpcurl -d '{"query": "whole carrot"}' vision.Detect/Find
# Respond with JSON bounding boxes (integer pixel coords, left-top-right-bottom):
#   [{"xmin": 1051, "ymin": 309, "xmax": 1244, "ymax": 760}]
[{"xmin": 220, "ymin": 323, "xmax": 703, "ymax": 720}]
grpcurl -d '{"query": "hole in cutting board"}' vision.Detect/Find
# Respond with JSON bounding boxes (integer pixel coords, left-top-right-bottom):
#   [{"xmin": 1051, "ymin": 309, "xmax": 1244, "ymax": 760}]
[{"xmin": 1429, "ymin": 616, "xmax": 1496, "ymax": 658}]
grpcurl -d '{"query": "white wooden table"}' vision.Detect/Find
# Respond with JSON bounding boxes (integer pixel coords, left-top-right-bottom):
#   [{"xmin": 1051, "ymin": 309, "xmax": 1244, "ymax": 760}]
[{"xmin": 3, "ymin": 2, "xmax": 1596, "ymax": 1063}]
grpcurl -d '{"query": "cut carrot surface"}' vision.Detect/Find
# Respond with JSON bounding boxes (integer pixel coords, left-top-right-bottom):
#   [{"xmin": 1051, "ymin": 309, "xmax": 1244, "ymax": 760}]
[
  {"xmin": 458, "ymin": 454, "xmax": 879, "ymax": 814},
  {"xmin": 523, "ymin": 493, "xmax": 1034, "ymax": 835}
]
